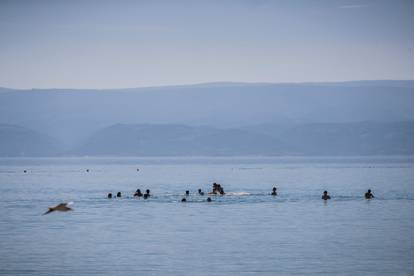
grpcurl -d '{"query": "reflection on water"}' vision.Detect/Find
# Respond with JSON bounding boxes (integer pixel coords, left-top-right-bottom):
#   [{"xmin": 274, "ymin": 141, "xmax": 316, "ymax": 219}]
[{"xmin": 0, "ymin": 157, "xmax": 414, "ymax": 275}]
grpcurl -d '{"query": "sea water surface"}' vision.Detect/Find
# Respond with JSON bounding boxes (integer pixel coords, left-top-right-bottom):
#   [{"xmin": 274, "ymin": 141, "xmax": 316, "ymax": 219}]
[{"xmin": 0, "ymin": 156, "xmax": 413, "ymax": 275}]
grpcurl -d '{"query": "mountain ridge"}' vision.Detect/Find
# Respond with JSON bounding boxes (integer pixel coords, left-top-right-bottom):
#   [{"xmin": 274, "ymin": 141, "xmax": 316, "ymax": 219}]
[
  {"xmin": 1, "ymin": 79, "xmax": 414, "ymax": 92},
  {"xmin": 2, "ymin": 122, "xmax": 413, "ymax": 157},
  {"xmin": 1, "ymin": 80, "xmax": 414, "ymax": 154}
]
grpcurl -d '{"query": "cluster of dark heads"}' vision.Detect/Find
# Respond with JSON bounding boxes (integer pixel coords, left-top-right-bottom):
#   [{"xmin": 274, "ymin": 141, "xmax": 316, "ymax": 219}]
[
  {"xmin": 107, "ymin": 189, "xmax": 151, "ymax": 199},
  {"xmin": 322, "ymin": 189, "xmax": 374, "ymax": 200},
  {"xmin": 107, "ymin": 183, "xmax": 224, "ymax": 202},
  {"xmin": 106, "ymin": 185, "xmax": 375, "ymax": 202},
  {"xmin": 268, "ymin": 187, "xmax": 374, "ymax": 200}
]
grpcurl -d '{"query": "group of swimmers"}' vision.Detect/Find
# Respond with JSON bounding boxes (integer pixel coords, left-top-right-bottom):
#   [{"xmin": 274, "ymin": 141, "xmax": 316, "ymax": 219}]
[
  {"xmin": 108, "ymin": 189, "xmax": 152, "ymax": 199},
  {"xmin": 181, "ymin": 189, "xmax": 213, "ymax": 202},
  {"xmin": 107, "ymin": 192, "xmax": 121, "ymax": 199},
  {"xmin": 133, "ymin": 189, "xmax": 151, "ymax": 199},
  {"xmin": 107, "ymin": 183, "xmax": 225, "ymax": 202},
  {"xmin": 107, "ymin": 184, "xmax": 375, "ymax": 202},
  {"xmin": 269, "ymin": 186, "xmax": 374, "ymax": 200},
  {"xmin": 177, "ymin": 183, "xmax": 226, "ymax": 202},
  {"xmin": 321, "ymin": 189, "xmax": 374, "ymax": 200}
]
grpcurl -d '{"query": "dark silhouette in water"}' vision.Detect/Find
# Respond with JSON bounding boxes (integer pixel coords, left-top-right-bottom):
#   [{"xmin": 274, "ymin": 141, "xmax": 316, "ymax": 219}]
[
  {"xmin": 365, "ymin": 189, "xmax": 374, "ymax": 199},
  {"xmin": 185, "ymin": 190, "xmax": 190, "ymax": 196},
  {"xmin": 271, "ymin": 187, "xmax": 277, "ymax": 196},
  {"xmin": 86, "ymin": 169, "xmax": 89, "ymax": 172},
  {"xmin": 134, "ymin": 189, "xmax": 143, "ymax": 197},
  {"xmin": 107, "ymin": 193, "xmax": 113, "ymax": 199},
  {"xmin": 219, "ymin": 186, "xmax": 225, "ymax": 195},
  {"xmin": 145, "ymin": 189, "xmax": 151, "ymax": 197},
  {"xmin": 23, "ymin": 170, "xmax": 27, "ymax": 173},
  {"xmin": 117, "ymin": 192, "xmax": 122, "ymax": 198},
  {"xmin": 210, "ymin": 183, "xmax": 225, "ymax": 195},
  {"xmin": 43, "ymin": 202, "xmax": 73, "ymax": 215},
  {"xmin": 322, "ymin": 191, "xmax": 331, "ymax": 200},
  {"xmin": 207, "ymin": 197, "xmax": 212, "ymax": 202},
  {"xmin": 209, "ymin": 183, "xmax": 217, "ymax": 194},
  {"xmin": 198, "ymin": 189, "xmax": 204, "ymax": 195},
  {"xmin": 181, "ymin": 198, "xmax": 187, "ymax": 202}
]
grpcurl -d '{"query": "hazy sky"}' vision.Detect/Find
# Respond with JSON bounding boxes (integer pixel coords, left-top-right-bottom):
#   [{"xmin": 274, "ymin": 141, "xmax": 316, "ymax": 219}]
[{"xmin": 1, "ymin": 0, "xmax": 413, "ymax": 89}]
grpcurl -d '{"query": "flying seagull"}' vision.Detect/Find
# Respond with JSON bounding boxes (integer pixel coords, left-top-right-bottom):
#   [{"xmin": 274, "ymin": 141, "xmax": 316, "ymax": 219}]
[{"xmin": 43, "ymin": 202, "xmax": 73, "ymax": 215}]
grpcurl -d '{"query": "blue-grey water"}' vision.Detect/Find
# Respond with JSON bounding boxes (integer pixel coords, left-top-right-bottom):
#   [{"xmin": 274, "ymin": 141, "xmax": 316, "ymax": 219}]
[{"xmin": 0, "ymin": 156, "xmax": 413, "ymax": 275}]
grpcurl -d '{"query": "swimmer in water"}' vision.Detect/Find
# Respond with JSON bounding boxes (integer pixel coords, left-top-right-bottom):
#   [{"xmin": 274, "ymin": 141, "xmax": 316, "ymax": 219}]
[
  {"xmin": 198, "ymin": 189, "xmax": 204, "ymax": 196},
  {"xmin": 145, "ymin": 189, "xmax": 151, "ymax": 197},
  {"xmin": 185, "ymin": 190, "xmax": 190, "ymax": 196},
  {"xmin": 218, "ymin": 185, "xmax": 225, "ymax": 195},
  {"xmin": 107, "ymin": 193, "xmax": 112, "ymax": 199},
  {"xmin": 116, "ymin": 192, "xmax": 122, "ymax": 198},
  {"xmin": 365, "ymin": 189, "xmax": 374, "ymax": 199},
  {"xmin": 209, "ymin": 183, "xmax": 218, "ymax": 195},
  {"xmin": 322, "ymin": 190, "xmax": 331, "ymax": 200},
  {"xmin": 271, "ymin": 187, "xmax": 277, "ymax": 196},
  {"xmin": 210, "ymin": 183, "xmax": 225, "ymax": 195},
  {"xmin": 181, "ymin": 198, "xmax": 187, "ymax": 202},
  {"xmin": 207, "ymin": 197, "xmax": 212, "ymax": 202},
  {"xmin": 134, "ymin": 189, "xmax": 143, "ymax": 197}
]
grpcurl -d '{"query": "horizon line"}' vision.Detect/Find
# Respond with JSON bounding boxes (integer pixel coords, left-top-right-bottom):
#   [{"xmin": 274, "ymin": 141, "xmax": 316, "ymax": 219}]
[{"xmin": 1, "ymin": 79, "xmax": 414, "ymax": 91}]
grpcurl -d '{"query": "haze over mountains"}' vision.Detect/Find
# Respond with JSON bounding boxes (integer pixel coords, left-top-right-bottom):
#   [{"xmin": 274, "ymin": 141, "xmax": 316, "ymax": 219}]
[{"xmin": 1, "ymin": 80, "xmax": 414, "ymax": 156}]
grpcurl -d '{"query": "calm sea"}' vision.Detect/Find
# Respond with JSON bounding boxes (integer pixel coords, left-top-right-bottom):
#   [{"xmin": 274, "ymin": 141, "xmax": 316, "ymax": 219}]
[{"xmin": 0, "ymin": 157, "xmax": 413, "ymax": 275}]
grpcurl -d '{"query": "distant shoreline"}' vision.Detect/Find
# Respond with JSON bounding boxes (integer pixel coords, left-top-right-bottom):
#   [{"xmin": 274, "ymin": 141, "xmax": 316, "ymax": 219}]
[{"xmin": 1, "ymin": 155, "xmax": 414, "ymax": 166}]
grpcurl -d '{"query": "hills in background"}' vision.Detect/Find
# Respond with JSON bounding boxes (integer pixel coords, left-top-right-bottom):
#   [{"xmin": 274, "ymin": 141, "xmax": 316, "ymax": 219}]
[
  {"xmin": 1, "ymin": 122, "xmax": 413, "ymax": 157},
  {"xmin": 0, "ymin": 124, "xmax": 61, "ymax": 156},
  {"xmin": 1, "ymin": 80, "xmax": 414, "ymax": 156}
]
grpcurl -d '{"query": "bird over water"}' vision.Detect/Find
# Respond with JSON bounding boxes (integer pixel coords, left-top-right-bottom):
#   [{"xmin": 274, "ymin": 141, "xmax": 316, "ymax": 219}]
[{"xmin": 43, "ymin": 202, "xmax": 73, "ymax": 215}]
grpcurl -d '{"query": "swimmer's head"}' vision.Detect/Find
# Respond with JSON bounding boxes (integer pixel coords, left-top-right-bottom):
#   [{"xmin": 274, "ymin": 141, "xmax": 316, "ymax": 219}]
[
  {"xmin": 185, "ymin": 190, "xmax": 189, "ymax": 195},
  {"xmin": 107, "ymin": 193, "xmax": 112, "ymax": 198},
  {"xmin": 181, "ymin": 198, "xmax": 187, "ymax": 202},
  {"xmin": 146, "ymin": 189, "xmax": 150, "ymax": 194},
  {"xmin": 368, "ymin": 189, "xmax": 371, "ymax": 193},
  {"xmin": 207, "ymin": 197, "xmax": 212, "ymax": 202},
  {"xmin": 323, "ymin": 191, "xmax": 328, "ymax": 195},
  {"xmin": 117, "ymin": 192, "xmax": 122, "ymax": 197}
]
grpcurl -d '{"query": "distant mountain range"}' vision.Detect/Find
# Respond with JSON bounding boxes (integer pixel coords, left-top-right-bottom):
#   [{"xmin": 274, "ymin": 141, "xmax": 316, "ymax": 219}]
[
  {"xmin": 1, "ymin": 122, "xmax": 413, "ymax": 156},
  {"xmin": 1, "ymin": 80, "xmax": 414, "ymax": 156},
  {"xmin": 0, "ymin": 124, "xmax": 61, "ymax": 157},
  {"xmin": 71, "ymin": 124, "xmax": 288, "ymax": 156}
]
